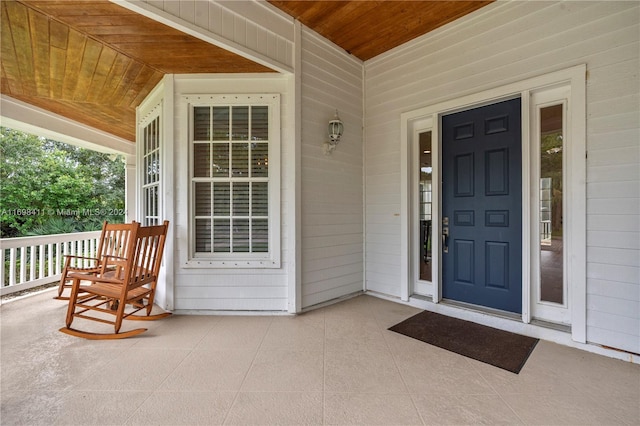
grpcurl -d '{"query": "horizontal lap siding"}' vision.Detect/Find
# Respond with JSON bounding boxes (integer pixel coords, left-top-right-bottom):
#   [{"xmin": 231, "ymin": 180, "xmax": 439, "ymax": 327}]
[
  {"xmin": 364, "ymin": 1, "xmax": 639, "ymax": 352},
  {"xmin": 172, "ymin": 76, "xmax": 292, "ymax": 311},
  {"xmin": 300, "ymin": 28, "xmax": 364, "ymax": 308}
]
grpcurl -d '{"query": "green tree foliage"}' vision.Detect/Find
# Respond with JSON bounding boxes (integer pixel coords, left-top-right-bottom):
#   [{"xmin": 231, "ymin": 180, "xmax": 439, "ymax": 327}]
[{"xmin": 0, "ymin": 127, "xmax": 125, "ymax": 237}]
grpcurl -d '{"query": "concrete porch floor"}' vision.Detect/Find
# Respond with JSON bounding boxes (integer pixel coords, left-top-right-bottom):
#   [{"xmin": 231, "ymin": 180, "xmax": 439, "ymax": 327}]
[{"xmin": 1, "ymin": 290, "xmax": 638, "ymax": 425}]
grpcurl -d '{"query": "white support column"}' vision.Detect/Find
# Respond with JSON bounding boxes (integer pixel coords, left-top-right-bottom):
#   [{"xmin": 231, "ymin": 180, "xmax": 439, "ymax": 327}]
[{"xmin": 125, "ymin": 153, "xmax": 136, "ymax": 222}]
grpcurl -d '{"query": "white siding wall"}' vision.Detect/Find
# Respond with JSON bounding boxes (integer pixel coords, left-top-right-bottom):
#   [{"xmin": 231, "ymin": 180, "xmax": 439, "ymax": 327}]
[
  {"xmin": 171, "ymin": 75, "xmax": 294, "ymax": 311},
  {"xmin": 124, "ymin": 0, "xmax": 294, "ymax": 72},
  {"xmin": 364, "ymin": 1, "xmax": 639, "ymax": 353},
  {"xmin": 300, "ymin": 29, "xmax": 364, "ymax": 308}
]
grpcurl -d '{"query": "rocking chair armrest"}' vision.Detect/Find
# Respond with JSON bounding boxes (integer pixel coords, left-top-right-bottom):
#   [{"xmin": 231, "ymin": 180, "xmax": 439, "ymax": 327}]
[
  {"xmin": 63, "ymin": 255, "xmax": 101, "ymax": 268},
  {"xmin": 100, "ymin": 254, "xmax": 128, "ymax": 263},
  {"xmin": 64, "ymin": 255, "xmax": 101, "ymax": 261}
]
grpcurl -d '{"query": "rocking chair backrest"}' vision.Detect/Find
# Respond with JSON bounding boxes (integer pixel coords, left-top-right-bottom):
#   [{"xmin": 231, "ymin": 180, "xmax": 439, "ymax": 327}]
[
  {"xmin": 100, "ymin": 222, "xmax": 136, "ymax": 261},
  {"xmin": 123, "ymin": 220, "xmax": 169, "ymax": 292}
]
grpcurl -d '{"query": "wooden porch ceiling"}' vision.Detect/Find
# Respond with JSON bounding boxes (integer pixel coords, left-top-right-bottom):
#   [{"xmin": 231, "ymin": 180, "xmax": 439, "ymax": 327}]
[
  {"xmin": 0, "ymin": 0, "xmax": 273, "ymax": 142},
  {"xmin": 268, "ymin": 1, "xmax": 493, "ymax": 61},
  {"xmin": 1, "ymin": 0, "xmax": 493, "ymax": 143}
]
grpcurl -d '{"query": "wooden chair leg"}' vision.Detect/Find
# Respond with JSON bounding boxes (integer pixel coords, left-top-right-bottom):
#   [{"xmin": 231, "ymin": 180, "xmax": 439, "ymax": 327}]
[{"xmin": 65, "ymin": 278, "xmax": 80, "ymax": 328}]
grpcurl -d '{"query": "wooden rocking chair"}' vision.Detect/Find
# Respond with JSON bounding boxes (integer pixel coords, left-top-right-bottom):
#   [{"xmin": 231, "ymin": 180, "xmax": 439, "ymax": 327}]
[
  {"xmin": 55, "ymin": 221, "xmax": 134, "ymax": 300},
  {"xmin": 60, "ymin": 221, "xmax": 170, "ymax": 339}
]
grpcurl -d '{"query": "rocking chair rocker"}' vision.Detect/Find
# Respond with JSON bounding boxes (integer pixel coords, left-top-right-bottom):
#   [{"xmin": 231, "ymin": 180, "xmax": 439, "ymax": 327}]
[{"xmin": 60, "ymin": 221, "xmax": 170, "ymax": 339}]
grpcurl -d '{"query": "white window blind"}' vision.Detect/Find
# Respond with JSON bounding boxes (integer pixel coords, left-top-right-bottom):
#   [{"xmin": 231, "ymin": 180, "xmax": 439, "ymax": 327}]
[{"xmin": 186, "ymin": 95, "xmax": 280, "ymax": 268}]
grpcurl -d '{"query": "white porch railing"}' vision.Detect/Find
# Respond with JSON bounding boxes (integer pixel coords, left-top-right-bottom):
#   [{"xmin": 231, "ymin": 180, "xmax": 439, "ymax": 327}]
[{"xmin": 0, "ymin": 231, "xmax": 101, "ymax": 296}]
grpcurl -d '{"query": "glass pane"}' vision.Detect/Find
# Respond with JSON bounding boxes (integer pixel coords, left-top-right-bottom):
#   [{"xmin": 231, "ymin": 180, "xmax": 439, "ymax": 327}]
[
  {"xmin": 194, "ymin": 107, "xmax": 210, "ymax": 140},
  {"xmin": 212, "ymin": 143, "xmax": 230, "ymax": 177},
  {"xmin": 213, "ymin": 219, "xmax": 230, "ymax": 252},
  {"xmin": 144, "ymin": 153, "xmax": 150, "ymax": 185},
  {"xmin": 232, "ymin": 106, "xmax": 249, "ymax": 140},
  {"xmin": 252, "ymin": 182, "xmax": 268, "ymax": 216},
  {"xmin": 195, "ymin": 219, "xmax": 211, "ymax": 253},
  {"xmin": 156, "ymin": 150, "xmax": 161, "ymax": 183},
  {"xmin": 151, "ymin": 185, "xmax": 158, "ymax": 217},
  {"xmin": 251, "ymin": 143, "xmax": 268, "ymax": 177},
  {"xmin": 194, "ymin": 182, "xmax": 211, "ymax": 216},
  {"xmin": 252, "ymin": 218, "xmax": 268, "ymax": 252},
  {"xmin": 151, "ymin": 117, "xmax": 158, "ymax": 151},
  {"xmin": 232, "ymin": 143, "xmax": 249, "ymax": 177},
  {"xmin": 251, "ymin": 106, "xmax": 268, "ymax": 140},
  {"xmin": 213, "ymin": 182, "xmax": 230, "ymax": 216},
  {"xmin": 233, "ymin": 219, "xmax": 250, "ymax": 252},
  {"xmin": 233, "ymin": 182, "xmax": 250, "ymax": 216},
  {"xmin": 419, "ymin": 131, "xmax": 432, "ymax": 282},
  {"xmin": 539, "ymin": 104, "xmax": 564, "ymax": 304},
  {"xmin": 193, "ymin": 143, "xmax": 210, "ymax": 177},
  {"xmin": 212, "ymin": 107, "xmax": 229, "ymax": 140}
]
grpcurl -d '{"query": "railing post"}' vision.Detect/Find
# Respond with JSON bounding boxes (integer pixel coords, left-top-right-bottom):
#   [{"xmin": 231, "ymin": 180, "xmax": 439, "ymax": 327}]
[
  {"xmin": 9, "ymin": 248, "xmax": 17, "ymax": 287},
  {"xmin": 19, "ymin": 247, "xmax": 26, "ymax": 284},
  {"xmin": 47, "ymin": 244, "xmax": 53, "ymax": 278},
  {"xmin": 39, "ymin": 244, "xmax": 45, "ymax": 279},
  {"xmin": 30, "ymin": 245, "xmax": 36, "ymax": 282},
  {"xmin": 1, "ymin": 247, "xmax": 5, "ymax": 288}
]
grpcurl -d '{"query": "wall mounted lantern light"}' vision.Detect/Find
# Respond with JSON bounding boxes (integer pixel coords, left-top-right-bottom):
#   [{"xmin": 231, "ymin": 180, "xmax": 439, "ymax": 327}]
[{"xmin": 323, "ymin": 109, "xmax": 344, "ymax": 155}]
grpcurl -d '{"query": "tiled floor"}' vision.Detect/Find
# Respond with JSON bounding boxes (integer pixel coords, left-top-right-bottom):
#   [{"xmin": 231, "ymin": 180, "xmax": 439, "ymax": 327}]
[{"xmin": 1, "ymin": 290, "xmax": 639, "ymax": 425}]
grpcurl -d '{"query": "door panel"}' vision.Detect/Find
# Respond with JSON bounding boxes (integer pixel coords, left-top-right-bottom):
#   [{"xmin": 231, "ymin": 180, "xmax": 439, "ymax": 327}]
[{"xmin": 442, "ymin": 98, "xmax": 522, "ymax": 313}]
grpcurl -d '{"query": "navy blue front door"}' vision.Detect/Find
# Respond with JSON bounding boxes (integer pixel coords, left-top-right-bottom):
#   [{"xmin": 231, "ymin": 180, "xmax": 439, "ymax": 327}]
[{"xmin": 442, "ymin": 98, "xmax": 522, "ymax": 313}]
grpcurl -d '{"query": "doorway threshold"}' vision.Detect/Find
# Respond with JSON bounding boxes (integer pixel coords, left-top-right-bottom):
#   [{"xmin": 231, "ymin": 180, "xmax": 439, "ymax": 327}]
[
  {"xmin": 439, "ymin": 299, "xmax": 522, "ymax": 322},
  {"xmin": 530, "ymin": 318, "xmax": 571, "ymax": 333}
]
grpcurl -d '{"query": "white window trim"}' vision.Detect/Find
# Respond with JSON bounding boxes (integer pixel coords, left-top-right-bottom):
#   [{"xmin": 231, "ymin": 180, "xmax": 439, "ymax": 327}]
[
  {"xmin": 401, "ymin": 65, "xmax": 586, "ymax": 343},
  {"xmin": 182, "ymin": 94, "xmax": 281, "ymax": 269}
]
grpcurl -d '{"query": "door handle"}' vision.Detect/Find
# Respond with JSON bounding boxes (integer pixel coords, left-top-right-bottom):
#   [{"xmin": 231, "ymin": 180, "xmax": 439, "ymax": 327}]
[{"xmin": 442, "ymin": 226, "xmax": 449, "ymax": 253}]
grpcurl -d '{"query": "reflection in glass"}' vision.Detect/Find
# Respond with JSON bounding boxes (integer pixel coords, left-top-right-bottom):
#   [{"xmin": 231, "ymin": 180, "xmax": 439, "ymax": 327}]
[
  {"xmin": 211, "ymin": 143, "xmax": 229, "ymax": 177},
  {"xmin": 194, "ymin": 107, "xmax": 210, "ymax": 140},
  {"xmin": 194, "ymin": 182, "xmax": 211, "ymax": 216},
  {"xmin": 213, "ymin": 219, "xmax": 230, "ymax": 252},
  {"xmin": 252, "ymin": 182, "xmax": 268, "ymax": 216},
  {"xmin": 212, "ymin": 107, "xmax": 229, "ymax": 140},
  {"xmin": 213, "ymin": 182, "xmax": 230, "ymax": 216},
  {"xmin": 232, "ymin": 143, "xmax": 249, "ymax": 177},
  {"xmin": 232, "ymin": 106, "xmax": 249, "ymax": 140},
  {"xmin": 252, "ymin": 218, "xmax": 268, "ymax": 252},
  {"xmin": 233, "ymin": 219, "xmax": 250, "ymax": 252},
  {"xmin": 539, "ymin": 104, "xmax": 564, "ymax": 304},
  {"xmin": 193, "ymin": 143, "xmax": 211, "ymax": 177},
  {"xmin": 251, "ymin": 106, "xmax": 269, "ymax": 140},
  {"xmin": 252, "ymin": 143, "xmax": 269, "ymax": 177},
  {"xmin": 195, "ymin": 219, "xmax": 211, "ymax": 253},
  {"xmin": 419, "ymin": 132, "xmax": 432, "ymax": 282},
  {"xmin": 233, "ymin": 182, "xmax": 250, "ymax": 216}
]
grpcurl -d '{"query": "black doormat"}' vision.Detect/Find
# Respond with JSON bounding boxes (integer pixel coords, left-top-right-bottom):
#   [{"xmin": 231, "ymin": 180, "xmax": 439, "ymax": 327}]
[{"xmin": 389, "ymin": 310, "xmax": 539, "ymax": 374}]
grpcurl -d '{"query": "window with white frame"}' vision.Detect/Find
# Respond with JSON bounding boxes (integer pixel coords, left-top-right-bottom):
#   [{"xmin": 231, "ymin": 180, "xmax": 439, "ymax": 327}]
[
  {"xmin": 186, "ymin": 94, "xmax": 280, "ymax": 268},
  {"xmin": 141, "ymin": 113, "xmax": 161, "ymax": 226}
]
